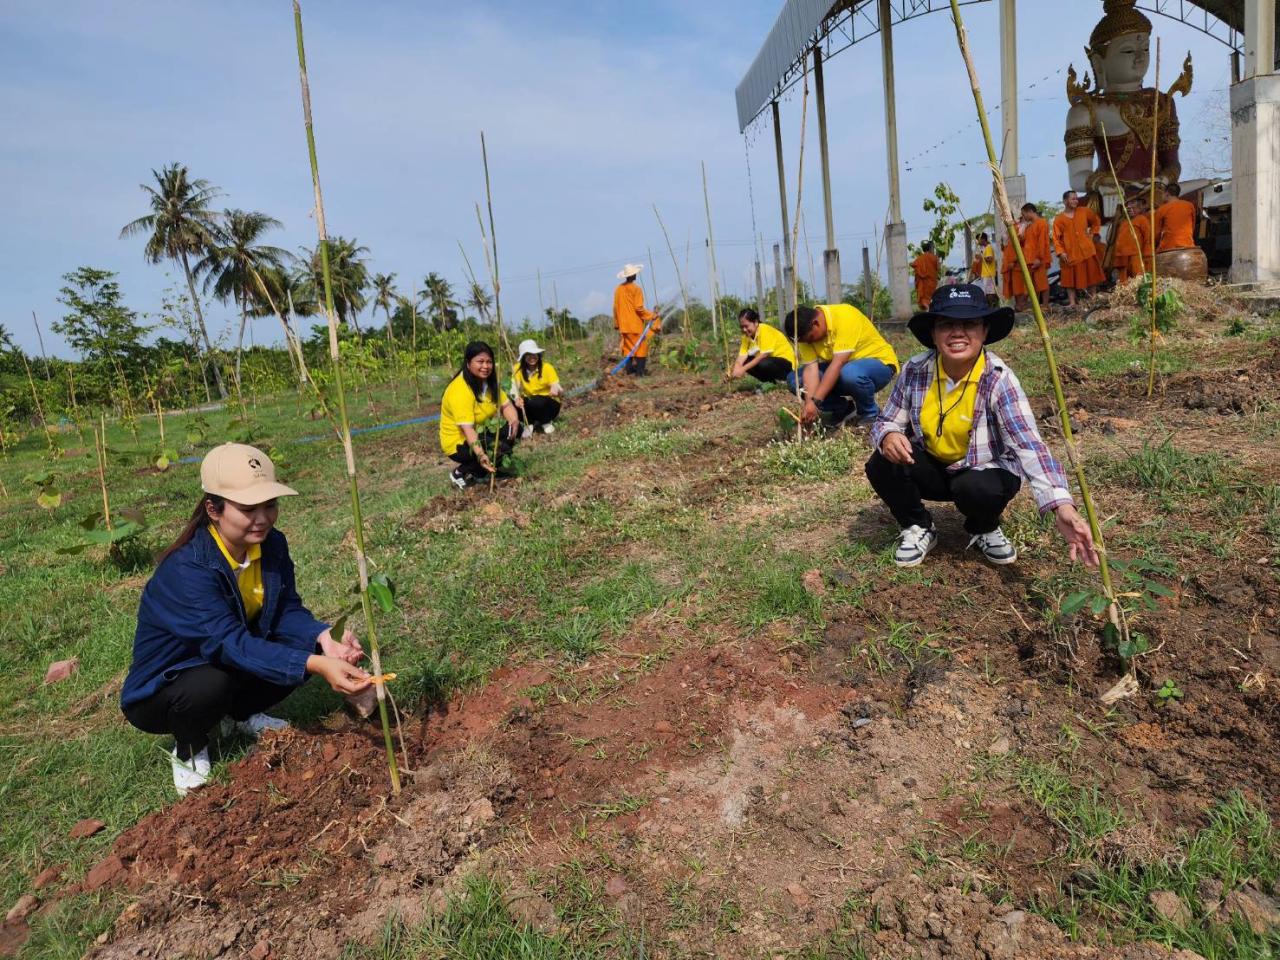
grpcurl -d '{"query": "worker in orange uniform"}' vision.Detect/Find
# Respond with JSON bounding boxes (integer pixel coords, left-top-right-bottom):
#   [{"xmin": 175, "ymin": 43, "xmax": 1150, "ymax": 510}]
[
  {"xmin": 612, "ymin": 263, "xmax": 661, "ymax": 376},
  {"xmin": 1052, "ymin": 191, "xmax": 1105, "ymax": 307},
  {"xmin": 1112, "ymin": 195, "xmax": 1151, "ymax": 284},
  {"xmin": 1155, "ymin": 182, "xmax": 1198, "ymax": 252},
  {"xmin": 1019, "ymin": 204, "xmax": 1052, "ymax": 308},
  {"xmin": 911, "ymin": 241, "xmax": 941, "ymax": 309}
]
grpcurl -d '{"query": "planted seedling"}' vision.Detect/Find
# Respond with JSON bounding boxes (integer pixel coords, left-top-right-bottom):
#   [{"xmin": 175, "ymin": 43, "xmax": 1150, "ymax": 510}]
[
  {"xmin": 25, "ymin": 469, "xmax": 62, "ymax": 510},
  {"xmin": 58, "ymin": 417, "xmax": 149, "ymax": 562},
  {"xmin": 1156, "ymin": 678, "xmax": 1184, "ymax": 704}
]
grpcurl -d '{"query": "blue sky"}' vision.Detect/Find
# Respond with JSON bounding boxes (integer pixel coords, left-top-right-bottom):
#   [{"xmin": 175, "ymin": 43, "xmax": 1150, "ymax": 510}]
[{"xmin": 0, "ymin": 0, "xmax": 1233, "ymax": 357}]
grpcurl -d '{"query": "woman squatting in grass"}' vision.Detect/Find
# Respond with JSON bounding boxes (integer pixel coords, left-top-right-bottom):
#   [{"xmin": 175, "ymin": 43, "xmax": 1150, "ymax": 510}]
[
  {"xmin": 728, "ymin": 308, "xmax": 797, "ymax": 386},
  {"xmin": 865, "ymin": 284, "xmax": 1099, "ymax": 569},
  {"xmin": 511, "ymin": 338, "xmax": 564, "ymax": 439},
  {"xmin": 121, "ymin": 443, "xmax": 371, "ymax": 796},
  {"xmin": 441, "ymin": 340, "xmax": 521, "ymax": 490}
]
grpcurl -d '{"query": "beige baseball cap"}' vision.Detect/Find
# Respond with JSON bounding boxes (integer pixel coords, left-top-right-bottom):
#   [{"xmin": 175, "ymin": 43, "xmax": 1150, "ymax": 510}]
[{"xmin": 200, "ymin": 443, "xmax": 298, "ymax": 505}]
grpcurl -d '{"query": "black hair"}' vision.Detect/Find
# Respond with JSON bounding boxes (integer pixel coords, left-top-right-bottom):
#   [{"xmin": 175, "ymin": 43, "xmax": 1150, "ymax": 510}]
[
  {"xmin": 976, "ymin": 232, "xmax": 988, "ymax": 244},
  {"xmin": 1021, "ymin": 202, "xmax": 1038, "ymax": 215},
  {"xmin": 157, "ymin": 494, "xmax": 226, "ymax": 566},
  {"xmin": 1166, "ymin": 182, "xmax": 1181, "ymax": 197},
  {"xmin": 738, "ymin": 308, "xmax": 760, "ymax": 323},
  {"xmin": 519, "ymin": 352, "xmax": 544, "ymax": 383},
  {"xmin": 460, "ymin": 340, "xmax": 499, "ymax": 403},
  {"xmin": 783, "ymin": 305, "xmax": 818, "ymax": 341},
  {"xmin": 922, "ymin": 241, "xmax": 935, "ymax": 252},
  {"xmin": 1062, "ymin": 190, "xmax": 1076, "ymax": 201}
]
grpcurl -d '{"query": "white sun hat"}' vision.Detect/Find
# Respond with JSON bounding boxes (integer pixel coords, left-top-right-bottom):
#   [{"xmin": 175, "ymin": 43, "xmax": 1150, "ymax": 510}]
[
  {"xmin": 516, "ymin": 338, "xmax": 544, "ymax": 357},
  {"xmin": 616, "ymin": 263, "xmax": 644, "ymax": 280}
]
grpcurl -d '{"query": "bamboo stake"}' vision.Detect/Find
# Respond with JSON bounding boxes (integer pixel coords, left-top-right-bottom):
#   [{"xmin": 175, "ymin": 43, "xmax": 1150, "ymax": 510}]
[
  {"xmin": 787, "ymin": 65, "xmax": 811, "ymax": 441},
  {"xmin": 294, "ymin": 0, "xmax": 399, "ymax": 794},
  {"xmin": 947, "ymin": 0, "xmax": 1128, "ymax": 659},
  {"xmin": 410, "ymin": 297, "xmax": 421, "ymax": 407},
  {"xmin": 1147, "ymin": 40, "xmax": 1161, "ymax": 398},
  {"xmin": 480, "ymin": 132, "xmax": 514, "ymax": 362},
  {"xmin": 702, "ymin": 161, "xmax": 732, "ymax": 370},
  {"xmin": 31, "ymin": 312, "xmax": 51, "ymax": 381},
  {"xmin": 21, "ymin": 352, "xmax": 56, "ymax": 455},
  {"xmin": 489, "ymin": 426, "xmax": 500, "ymax": 495},
  {"xmin": 1099, "ymin": 134, "xmax": 1146, "ymax": 277},
  {"xmin": 96, "ymin": 413, "xmax": 111, "ymax": 531},
  {"xmin": 653, "ymin": 205, "xmax": 692, "ymax": 340}
]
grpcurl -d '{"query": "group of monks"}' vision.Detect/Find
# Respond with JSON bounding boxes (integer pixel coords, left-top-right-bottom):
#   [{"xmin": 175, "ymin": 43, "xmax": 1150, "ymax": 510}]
[{"xmin": 909, "ymin": 183, "xmax": 1200, "ymax": 312}]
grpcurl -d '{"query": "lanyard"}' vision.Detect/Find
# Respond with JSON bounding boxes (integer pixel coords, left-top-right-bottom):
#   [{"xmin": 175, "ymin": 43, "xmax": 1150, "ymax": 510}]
[{"xmin": 934, "ymin": 357, "xmax": 979, "ymax": 437}]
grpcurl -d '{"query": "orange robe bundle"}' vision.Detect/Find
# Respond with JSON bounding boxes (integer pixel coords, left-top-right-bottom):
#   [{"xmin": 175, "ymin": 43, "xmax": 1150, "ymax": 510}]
[
  {"xmin": 612, "ymin": 281, "xmax": 659, "ymax": 360},
  {"xmin": 1155, "ymin": 198, "xmax": 1197, "ymax": 252},
  {"xmin": 1022, "ymin": 217, "xmax": 1051, "ymax": 294},
  {"xmin": 911, "ymin": 251, "xmax": 941, "ymax": 308},
  {"xmin": 1113, "ymin": 213, "xmax": 1152, "ymax": 283},
  {"xmin": 1052, "ymin": 208, "xmax": 1105, "ymax": 290}
]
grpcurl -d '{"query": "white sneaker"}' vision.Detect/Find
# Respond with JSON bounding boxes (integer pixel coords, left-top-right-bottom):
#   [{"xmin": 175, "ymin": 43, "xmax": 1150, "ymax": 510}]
[
  {"xmin": 968, "ymin": 528, "xmax": 1018, "ymax": 565},
  {"xmin": 221, "ymin": 713, "xmax": 290, "ymax": 740},
  {"xmin": 541, "ymin": 422, "xmax": 555, "ymax": 435},
  {"xmin": 521, "ymin": 424, "xmax": 534, "ymax": 440},
  {"xmin": 171, "ymin": 746, "xmax": 211, "ymax": 797},
  {"xmin": 894, "ymin": 525, "xmax": 938, "ymax": 567}
]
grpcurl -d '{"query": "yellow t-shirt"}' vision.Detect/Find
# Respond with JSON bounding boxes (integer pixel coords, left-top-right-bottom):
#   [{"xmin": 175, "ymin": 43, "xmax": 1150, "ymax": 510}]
[
  {"xmin": 980, "ymin": 244, "xmax": 998, "ymax": 280},
  {"xmin": 919, "ymin": 351, "xmax": 986, "ymax": 464},
  {"xmin": 208, "ymin": 524, "xmax": 264, "ymax": 622},
  {"xmin": 796, "ymin": 304, "xmax": 898, "ymax": 371},
  {"xmin": 439, "ymin": 374, "xmax": 510, "ymax": 454},
  {"xmin": 737, "ymin": 322, "xmax": 797, "ymax": 370},
  {"xmin": 511, "ymin": 360, "xmax": 561, "ymax": 398}
]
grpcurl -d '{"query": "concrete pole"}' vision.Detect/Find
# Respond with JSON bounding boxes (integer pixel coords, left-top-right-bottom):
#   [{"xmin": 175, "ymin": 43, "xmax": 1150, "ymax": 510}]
[
  {"xmin": 878, "ymin": 0, "xmax": 910, "ymax": 319},
  {"xmin": 754, "ymin": 259, "xmax": 767, "ymax": 322},
  {"xmin": 1230, "ymin": 0, "xmax": 1280, "ymax": 285},
  {"xmin": 771, "ymin": 100, "xmax": 791, "ymax": 265},
  {"xmin": 862, "ymin": 245, "xmax": 873, "ymax": 304},
  {"xmin": 996, "ymin": 0, "xmax": 1026, "ymax": 255},
  {"xmin": 814, "ymin": 46, "xmax": 842, "ymax": 304}
]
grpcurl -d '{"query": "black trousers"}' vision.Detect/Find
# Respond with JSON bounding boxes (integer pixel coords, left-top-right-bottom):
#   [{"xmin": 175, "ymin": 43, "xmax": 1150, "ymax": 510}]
[
  {"xmin": 746, "ymin": 357, "xmax": 793, "ymax": 384},
  {"xmin": 626, "ymin": 356, "xmax": 649, "ymax": 376},
  {"xmin": 519, "ymin": 396, "xmax": 562, "ymax": 427},
  {"xmin": 449, "ymin": 426, "xmax": 519, "ymax": 479},
  {"xmin": 124, "ymin": 664, "xmax": 298, "ymax": 758},
  {"xmin": 864, "ymin": 448, "xmax": 1021, "ymax": 535}
]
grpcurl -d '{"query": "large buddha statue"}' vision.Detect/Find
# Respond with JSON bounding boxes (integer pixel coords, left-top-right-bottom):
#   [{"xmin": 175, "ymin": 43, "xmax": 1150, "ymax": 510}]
[{"xmin": 1064, "ymin": 0, "xmax": 1193, "ymax": 218}]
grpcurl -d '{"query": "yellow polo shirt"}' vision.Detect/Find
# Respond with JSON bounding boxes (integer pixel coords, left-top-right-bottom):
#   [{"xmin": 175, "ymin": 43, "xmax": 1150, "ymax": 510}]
[
  {"xmin": 439, "ymin": 374, "xmax": 509, "ymax": 454},
  {"xmin": 797, "ymin": 304, "xmax": 898, "ymax": 371},
  {"xmin": 920, "ymin": 352, "xmax": 985, "ymax": 464},
  {"xmin": 737, "ymin": 322, "xmax": 797, "ymax": 370},
  {"xmin": 208, "ymin": 524, "xmax": 264, "ymax": 622},
  {"xmin": 511, "ymin": 360, "xmax": 561, "ymax": 398}
]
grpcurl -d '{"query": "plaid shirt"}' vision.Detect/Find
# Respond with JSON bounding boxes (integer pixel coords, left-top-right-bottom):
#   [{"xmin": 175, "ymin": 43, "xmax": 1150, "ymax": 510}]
[{"xmin": 870, "ymin": 349, "xmax": 1073, "ymax": 514}]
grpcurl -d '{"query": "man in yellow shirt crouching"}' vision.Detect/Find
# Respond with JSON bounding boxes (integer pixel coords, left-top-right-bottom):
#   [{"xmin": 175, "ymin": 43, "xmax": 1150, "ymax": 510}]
[{"xmin": 783, "ymin": 303, "xmax": 898, "ymax": 428}]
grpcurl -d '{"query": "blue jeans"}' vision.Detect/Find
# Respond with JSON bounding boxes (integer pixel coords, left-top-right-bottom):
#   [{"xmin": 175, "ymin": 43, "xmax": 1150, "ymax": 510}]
[{"xmin": 788, "ymin": 358, "xmax": 896, "ymax": 419}]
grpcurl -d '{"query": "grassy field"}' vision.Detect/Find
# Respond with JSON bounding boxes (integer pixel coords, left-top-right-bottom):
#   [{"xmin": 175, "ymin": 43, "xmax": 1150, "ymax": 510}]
[{"xmin": 3, "ymin": 315, "xmax": 1280, "ymax": 959}]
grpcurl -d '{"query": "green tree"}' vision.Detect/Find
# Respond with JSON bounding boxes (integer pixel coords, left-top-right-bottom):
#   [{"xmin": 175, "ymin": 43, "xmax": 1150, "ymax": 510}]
[
  {"xmin": 196, "ymin": 209, "xmax": 288, "ymax": 390},
  {"xmin": 421, "ymin": 273, "xmax": 460, "ymax": 331},
  {"xmin": 466, "ymin": 281, "xmax": 493, "ymax": 325},
  {"xmin": 370, "ymin": 272, "xmax": 398, "ymax": 348},
  {"xmin": 119, "ymin": 163, "xmax": 226, "ymax": 398},
  {"xmin": 910, "ymin": 182, "xmax": 964, "ymax": 262},
  {"xmin": 298, "ymin": 237, "xmax": 369, "ymax": 334},
  {"xmin": 53, "ymin": 268, "xmax": 152, "ymax": 400}
]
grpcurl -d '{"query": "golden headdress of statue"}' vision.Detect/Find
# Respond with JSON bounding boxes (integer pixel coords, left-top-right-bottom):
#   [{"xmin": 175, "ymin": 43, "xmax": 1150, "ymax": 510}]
[{"xmin": 1088, "ymin": 0, "xmax": 1152, "ymax": 56}]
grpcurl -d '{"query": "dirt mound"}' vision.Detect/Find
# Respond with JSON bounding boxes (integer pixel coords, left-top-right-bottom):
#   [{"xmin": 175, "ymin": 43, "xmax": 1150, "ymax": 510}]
[{"xmin": 1088, "ymin": 276, "xmax": 1253, "ymax": 332}]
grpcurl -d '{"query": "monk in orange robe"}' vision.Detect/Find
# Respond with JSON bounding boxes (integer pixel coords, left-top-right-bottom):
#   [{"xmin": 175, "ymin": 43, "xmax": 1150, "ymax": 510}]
[
  {"xmin": 1001, "ymin": 225, "xmax": 1030, "ymax": 309},
  {"xmin": 1019, "ymin": 204, "xmax": 1051, "ymax": 306},
  {"xmin": 911, "ymin": 242, "xmax": 941, "ymax": 308},
  {"xmin": 1052, "ymin": 191, "xmax": 1105, "ymax": 305},
  {"xmin": 612, "ymin": 263, "xmax": 660, "ymax": 375},
  {"xmin": 1155, "ymin": 182, "xmax": 1198, "ymax": 252},
  {"xmin": 1112, "ymin": 198, "xmax": 1152, "ymax": 283}
]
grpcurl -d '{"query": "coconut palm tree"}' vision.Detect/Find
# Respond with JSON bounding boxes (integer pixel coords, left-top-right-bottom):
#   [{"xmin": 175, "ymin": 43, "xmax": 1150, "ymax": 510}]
[
  {"xmin": 120, "ymin": 163, "xmax": 227, "ymax": 398},
  {"xmin": 370, "ymin": 273, "xmax": 398, "ymax": 348},
  {"xmin": 195, "ymin": 209, "xmax": 288, "ymax": 390},
  {"xmin": 420, "ymin": 273, "xmax": 460, "ymax": 331},
  {"xmin": 466, "ymin": 281, "xmax": 493, "ymax": 325},
  {"xmin": 299, "ymin": 237, "xmax": 369, "ymax": 336}
]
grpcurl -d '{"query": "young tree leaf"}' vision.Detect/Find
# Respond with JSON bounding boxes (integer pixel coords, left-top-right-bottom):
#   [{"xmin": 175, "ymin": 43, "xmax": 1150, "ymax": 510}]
[
  {"xmin": 1060, "ymin": 591, "xmax": 1091, "ymax": 616},
  {"xmin": 79, "ymin": 511, "xmax": 103, "ymax": 531},
  {"xmin": 1089, "ymin": 595, "xmax": 1110, "ymax": 616},
  {"xmin": 1144, "ymin": 581, "xmax": 1174, "ymax": 598},
  {"xmin": 368, "ymin": 575, "xmax": 395, "ymax": 613},
  {"xmin": 36, "ymin": 489, "xmax": 62, "ymax": 510}
]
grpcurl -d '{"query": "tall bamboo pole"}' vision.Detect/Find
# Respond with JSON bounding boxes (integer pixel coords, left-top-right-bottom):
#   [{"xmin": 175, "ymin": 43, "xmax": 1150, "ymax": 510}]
[
  {"xmin": 31, "ymin": 312, "xmax": 51, "ymax": 381},
  {"xmin": 294, "ymin": 0, "xmax": 399, "ymax": 794},
  {"xmin": 702, "ymin": 161, "xmax": 731, "ymax": 369},
  {"xmin": 96, "ymin": 413, "xmax": 111, "ymax": 531},
  {"xmin": 409, "ymin": 296, "xmax": 421, "ymax": 407},
  {"xmin": 787, "ymin": 67, "xmax": 811, "ymax": 440},
  {"xmin": 653, "ymin": 206, "xmax": 692, "ymax": 340},
  {"xmin": 480, "ymin": 132, "xmax": 514, "ymax": 361},
  {"xmin": 947, "ymin": 0, "xmax": 1127, "ymax": 655},
  {"xmin": 21, "ymin": 352, "xmax": 55, "ymax": 454},
  {"xmin": 1147, "ymin": 40, "xmax": 1161, "ymax": 398},
  {"xmin": 1099, "ymin": 136, "xmax": 1147, "ymax": 277}
]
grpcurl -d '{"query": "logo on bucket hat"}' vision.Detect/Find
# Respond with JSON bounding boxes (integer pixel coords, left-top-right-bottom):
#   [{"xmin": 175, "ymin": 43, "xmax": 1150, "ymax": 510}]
[{"xmin": 907, "ymin": 283, "xmax": 1016, "ymax": 348}]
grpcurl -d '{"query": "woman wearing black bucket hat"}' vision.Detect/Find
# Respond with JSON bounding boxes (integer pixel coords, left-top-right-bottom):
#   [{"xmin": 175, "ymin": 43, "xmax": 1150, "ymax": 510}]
[{"xmin": 865, "ymin": 284, "xmax": 1098, "ymax": 569}]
